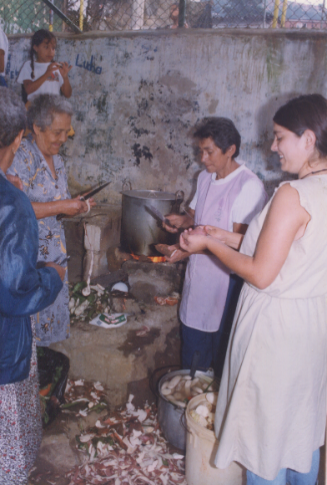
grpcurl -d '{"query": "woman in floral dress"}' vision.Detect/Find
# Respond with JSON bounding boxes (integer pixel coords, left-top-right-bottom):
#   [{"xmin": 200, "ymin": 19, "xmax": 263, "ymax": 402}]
[{"xmin": 9, "ymin": 94, "xmax": 93, "ymax": 346}]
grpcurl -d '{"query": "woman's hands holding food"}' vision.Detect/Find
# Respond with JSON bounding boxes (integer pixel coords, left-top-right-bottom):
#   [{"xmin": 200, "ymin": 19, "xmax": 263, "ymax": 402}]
[
  {"xmin": 204, "ymin": 225, "xmax": 226, "ymax": 241},
  {"xmin": 164, "ymin": 244, "xmax": 190, "ymax": 263},
  {"xmin": 162, "ymin": 214, "xmax": 187, "ymax": 233},
  {"xmin": 179, "ymin": 226, "xmax": 209, "ymax": 254},
  {"xmin": 61, "ymin": 196, "xmax": 96, "ymax": 217}
]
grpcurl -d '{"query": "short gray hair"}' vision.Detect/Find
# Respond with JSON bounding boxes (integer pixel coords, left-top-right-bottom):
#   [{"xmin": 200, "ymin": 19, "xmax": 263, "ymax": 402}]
[
  {"xmin": 0, "ymin": 87, "xmax": 26, "ymax": 148},
  {"xmin": 27, "ymin": 94, "xmax": 73, "ymax": 132}
]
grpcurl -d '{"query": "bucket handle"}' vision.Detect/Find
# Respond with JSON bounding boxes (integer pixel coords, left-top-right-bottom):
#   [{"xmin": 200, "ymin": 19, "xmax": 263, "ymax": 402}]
[
  {"xmin": 122, "ymin": 178, "xmax": 132, "ymax": 191},
  {"xmin": 180, "ymin": 409, "xmax": 191, "ymax": 434}
]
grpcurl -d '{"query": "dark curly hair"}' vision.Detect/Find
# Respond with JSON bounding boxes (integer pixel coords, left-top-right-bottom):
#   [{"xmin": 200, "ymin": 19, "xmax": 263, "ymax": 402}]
[{"xmin": 0, "ymin": 87, "xmax": 26, "ymax": 148}]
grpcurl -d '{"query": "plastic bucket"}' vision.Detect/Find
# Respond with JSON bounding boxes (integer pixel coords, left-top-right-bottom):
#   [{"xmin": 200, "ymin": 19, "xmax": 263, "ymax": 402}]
[{"xmin": 185, "ymin": 393, "xmax": 246, "ymax": 485}]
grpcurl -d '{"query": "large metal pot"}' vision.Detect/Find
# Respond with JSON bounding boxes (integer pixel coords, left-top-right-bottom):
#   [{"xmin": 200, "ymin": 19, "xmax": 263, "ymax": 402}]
[
  {"xmin": 120, "ymin": 182, "xmax": 183, "ymax": 257},
  {"xmin": 157, "ymin": 369, "xmax": 215, "ymax": 450}
]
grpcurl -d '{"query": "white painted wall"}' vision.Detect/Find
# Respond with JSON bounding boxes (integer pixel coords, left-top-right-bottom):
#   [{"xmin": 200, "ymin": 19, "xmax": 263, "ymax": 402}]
[{"xmin": 7, "ymin": 30, "xmax": 327, "ymax": 202}]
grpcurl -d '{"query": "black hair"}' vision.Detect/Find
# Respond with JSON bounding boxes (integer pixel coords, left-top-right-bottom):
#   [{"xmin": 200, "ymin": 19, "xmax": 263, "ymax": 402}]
[
  {"xmin": 0, "ymin": 88, "xmax": 26, "ymax": 148},
  {"xmin": 194, "ymin": 117, "xmax": 241, "ymax": 158},
  {"xmin": 30, "ymin": 29, "xmax": 57, "ymax": 80},
  {"xmin": 273, "ymin": 94, "xmax": 327, "ymax": 158}
]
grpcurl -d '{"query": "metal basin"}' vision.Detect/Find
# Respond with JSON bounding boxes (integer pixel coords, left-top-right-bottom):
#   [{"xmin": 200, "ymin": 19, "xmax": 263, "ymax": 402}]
[{"xmin": 157, "ymin": 369, "xmax": 215, "ymax": 450}]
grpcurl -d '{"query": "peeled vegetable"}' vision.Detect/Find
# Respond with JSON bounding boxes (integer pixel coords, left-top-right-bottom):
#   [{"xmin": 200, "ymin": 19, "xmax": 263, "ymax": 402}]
[{"xmin": 160, "ymin": 373, "xmax": 215, "ymax": 408}]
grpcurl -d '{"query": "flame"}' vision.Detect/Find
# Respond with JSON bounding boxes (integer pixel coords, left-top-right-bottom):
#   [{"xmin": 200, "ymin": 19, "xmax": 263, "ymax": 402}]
[
  {"xmin": 150, "ymin": 256, "xmax": 166, "ymax": 263},
  {"xmin": 131, "ymin": 253, "xmax": 166, "ymax": 263}
]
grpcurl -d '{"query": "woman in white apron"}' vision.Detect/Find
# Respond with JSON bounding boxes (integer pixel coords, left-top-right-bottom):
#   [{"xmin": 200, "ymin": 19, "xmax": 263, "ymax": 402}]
[
  {"xmin": 180, "ymin": 94, "xmax": 327, "ymax": 485},
  {"xmin": 163, "ymin": 117, "xmax": 267, "ymax": 373}
]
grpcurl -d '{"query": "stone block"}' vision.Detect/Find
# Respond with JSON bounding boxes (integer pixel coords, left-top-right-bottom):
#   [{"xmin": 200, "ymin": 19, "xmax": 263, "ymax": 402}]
[
  {"xmin": 51, "ymin": 303, "xmax": 181, "ymax": 407},
  {"xmin": 82, "ymin": 204, "xmax": 122, "ymax": 280}
]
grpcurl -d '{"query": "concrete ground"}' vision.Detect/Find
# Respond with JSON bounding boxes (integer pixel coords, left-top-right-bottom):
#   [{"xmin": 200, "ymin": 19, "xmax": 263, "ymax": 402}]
[
  {"xmin": 27, "ymin": 295, "xmax": 326, "ymax": 485},
  {"xmin": 30, "ymin": 298, "xmax": 183, "ymax": 484}
]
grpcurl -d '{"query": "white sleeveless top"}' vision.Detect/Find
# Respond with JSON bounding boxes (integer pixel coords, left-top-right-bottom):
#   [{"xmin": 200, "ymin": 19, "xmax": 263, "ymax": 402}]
[{"xmin": 214, "ymin": 175, "xmax": 327, "ymax": 480}]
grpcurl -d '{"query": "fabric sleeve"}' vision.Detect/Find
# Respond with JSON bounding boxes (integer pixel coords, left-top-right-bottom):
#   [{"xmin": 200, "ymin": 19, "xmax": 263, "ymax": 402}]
[
  {"xmin": 7, "ymin": 143, "xmax": 36, "ymax": 197},
  {"xmin": 17, "ymin": 61, "xmax": 32, "ymax": 84},
  {"xmin": 0, "ymin": 190, "xmax": 63, "ymax": 317},
  {"xmin": 232, "ymin": 179, "xmax": 268, "ymax": 225},
  {"xmin": 189, "ymin": 180, "xmax": 199, "ymax": 210}
]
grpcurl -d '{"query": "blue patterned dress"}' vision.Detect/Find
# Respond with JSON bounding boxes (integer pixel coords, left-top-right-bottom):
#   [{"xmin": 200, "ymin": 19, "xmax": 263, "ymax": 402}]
[{"xmin": 9, "ymin": 136, "xmax": 71, "ymax": 346}]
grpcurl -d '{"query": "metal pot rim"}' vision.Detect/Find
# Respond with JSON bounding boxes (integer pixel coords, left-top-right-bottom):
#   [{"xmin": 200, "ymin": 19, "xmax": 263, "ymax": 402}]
[{"xmin": 121, "ymin": 189, "xmax": 177, "ymax": 200}]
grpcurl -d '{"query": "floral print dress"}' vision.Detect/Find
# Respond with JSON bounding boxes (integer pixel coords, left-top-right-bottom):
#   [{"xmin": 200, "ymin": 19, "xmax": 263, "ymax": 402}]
[{"xmin": 9, "ymin": 136, "xmax": 71, "ymax": 346}]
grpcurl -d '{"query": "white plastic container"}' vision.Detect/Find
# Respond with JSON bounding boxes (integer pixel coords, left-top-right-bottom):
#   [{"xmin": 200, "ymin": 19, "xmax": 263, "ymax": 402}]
[{"xmin": 185, "ymin": 393, "xmax": 246, "ymax": 485}]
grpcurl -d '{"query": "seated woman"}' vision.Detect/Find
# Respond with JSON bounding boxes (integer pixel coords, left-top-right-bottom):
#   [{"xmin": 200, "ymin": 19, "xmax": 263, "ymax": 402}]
[
  {"xmin": 8, "ymin": 94, "xmax": 95, "ymax": 423},
  {"xmin": 0, "ymin": 88, "xmax": 64, "ymax": 484},
  {"xmin": 180, "ymin": 94, "xmax": 327, "ymax": 485}
]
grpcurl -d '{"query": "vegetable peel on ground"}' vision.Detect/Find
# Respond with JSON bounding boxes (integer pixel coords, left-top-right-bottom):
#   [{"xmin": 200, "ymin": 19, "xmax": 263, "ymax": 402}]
[{"xmin": 65, "ymin": 391, "xmax": 187, "ymax": 485}]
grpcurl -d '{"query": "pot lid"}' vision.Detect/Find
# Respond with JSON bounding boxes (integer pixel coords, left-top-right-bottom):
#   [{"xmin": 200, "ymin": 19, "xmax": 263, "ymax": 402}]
[{"xmin": 121, "ymin": 189, "xmax": 177, "ymax": 200}]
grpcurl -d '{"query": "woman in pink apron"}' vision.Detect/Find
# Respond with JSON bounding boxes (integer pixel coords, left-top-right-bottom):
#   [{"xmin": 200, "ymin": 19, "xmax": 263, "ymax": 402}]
[{"xmin": 163, "ymin": 117, "xmax": 267, "ymax": 373}]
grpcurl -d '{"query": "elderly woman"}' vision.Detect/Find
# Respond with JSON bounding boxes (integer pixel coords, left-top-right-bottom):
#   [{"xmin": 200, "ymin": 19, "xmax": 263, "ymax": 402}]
[
  {"xmin": 9, "ymin": 94, "xmax": 93, "ymax": 346},
  {"xmin": 180, "ymin": 94, "xmax": 327, "ymax": 485},
  {"xmin": 0, "ymin": 88, "xmax": 63, "ymax": 484}
]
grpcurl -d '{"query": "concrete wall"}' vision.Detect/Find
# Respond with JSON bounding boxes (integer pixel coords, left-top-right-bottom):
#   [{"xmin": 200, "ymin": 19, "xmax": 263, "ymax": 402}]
[{"xmin": 7, "ymin": 29, "xmax": 327, "ymax": 202}]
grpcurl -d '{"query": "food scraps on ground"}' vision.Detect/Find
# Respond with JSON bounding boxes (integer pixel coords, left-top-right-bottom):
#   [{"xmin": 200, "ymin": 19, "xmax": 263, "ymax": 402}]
[
  {"xmin": 69, "ymin": 282, "xmax": 113, "ymax": 324},
  {"xmin": 160, "ymin": 374, "xmax": 215, "ymax": 408},
  {"xmin": 154, "ymin": 292, "xmax": 180, "ymax": 306},
  {"xmin": 61, "ymin": 379, "xmax": 108, "ymax": 416},
  {"xmin": 89, "ymin": 313, "xmax": 128, "ymax": 329},
  {"xmin": 65, "ymin": 393, "xmax": 187, "ymax": 485}
]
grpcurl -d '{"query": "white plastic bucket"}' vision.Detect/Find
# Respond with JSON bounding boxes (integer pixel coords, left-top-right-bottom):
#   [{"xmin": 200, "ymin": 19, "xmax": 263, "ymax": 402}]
[{"xmin": 185, "ymin": 393, "xmax": 246, "ymax": 485}]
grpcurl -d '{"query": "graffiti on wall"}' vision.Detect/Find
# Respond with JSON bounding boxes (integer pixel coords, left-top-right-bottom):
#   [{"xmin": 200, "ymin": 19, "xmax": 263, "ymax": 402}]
[{"xmin": 75, "ymin": 54, "xmax": 102, "ymax": 75}]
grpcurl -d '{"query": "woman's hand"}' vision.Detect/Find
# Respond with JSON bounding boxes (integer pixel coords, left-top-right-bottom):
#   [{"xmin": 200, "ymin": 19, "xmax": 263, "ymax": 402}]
[
  {"xmin": 45, "ymin": 262, "xmax": 66, "ymax": 281},
  {"xmin": 60, "ymin": 197, "xmax": 91, "ymax": 216},
  {"xmin": 6, "ymin": 174, "xmax": 23, "ymax": 191},
  {"xmin": 162, "ymin": 213, "xmax": 193, "ymax": 233},
  {"xmin": 204, "ymin": 225, "xmax": 225, "ymax": 241},
  {"xmin": 180, "ymin": 229, "xmax": 209, "ymax": 254},
  {"xmin": 59, "ymin": 62, "xmax": 72, "ymax": 79},
  {"xmin": 164, "ymin": 244, "xmax": 190, "ymax": 263}
]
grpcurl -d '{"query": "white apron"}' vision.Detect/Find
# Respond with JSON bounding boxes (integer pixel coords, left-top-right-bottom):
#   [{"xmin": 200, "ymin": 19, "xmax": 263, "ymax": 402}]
[{"xmin": 179, "ymin": 168, "xmax": 261, "ymax": 332}]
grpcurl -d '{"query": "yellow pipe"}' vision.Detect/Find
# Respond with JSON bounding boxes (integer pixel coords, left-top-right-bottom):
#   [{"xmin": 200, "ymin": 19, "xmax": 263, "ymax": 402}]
[
  {"xmin": 272, "ymin": 0, "xmax": 280, "ymax": 28},
  {"xmin": 79, "ymin": 0, "xmax": 84, "ymax": 31},
  {"xmin": 281, "ymin": 0, "xmax": 288, "ymax": 27},
  {"xmin": 49, "ymin": 24, "xmax": 53, "ymax": 32}
]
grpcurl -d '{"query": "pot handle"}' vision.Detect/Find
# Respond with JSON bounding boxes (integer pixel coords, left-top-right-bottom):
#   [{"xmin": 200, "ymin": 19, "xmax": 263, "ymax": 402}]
[
  {"xmin": 122, "ymin": 178, "xmax": 132, "ymax": 191},
  {"xmin": 175, "ymin": 190, "xmax": 184, "ymax": 203},
  {"xmin": 172, "ymin": 190, "xmax": 184, "ymax": 214}
]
